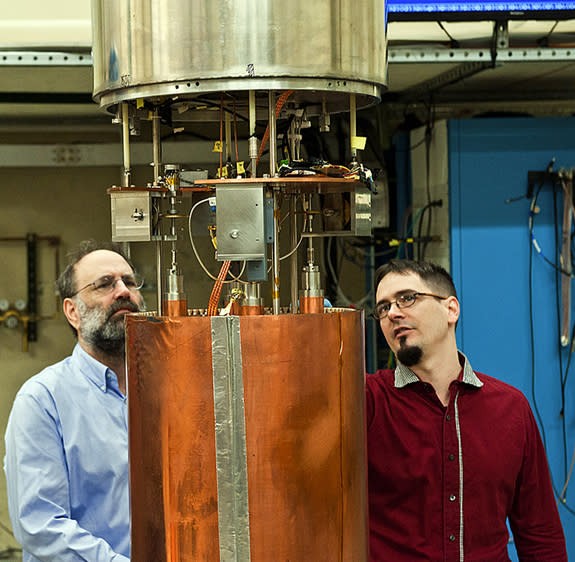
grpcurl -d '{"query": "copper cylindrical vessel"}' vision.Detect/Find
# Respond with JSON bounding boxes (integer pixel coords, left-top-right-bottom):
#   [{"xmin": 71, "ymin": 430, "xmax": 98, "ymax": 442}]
[
  {"xmin": 299, "ymin": 296, "xmax": 325, "ymax": 314},
  {"xmin": 125, "ymin": 310, "xmax": 367, "ymax": 561},
  {"xmin": 239, "ymin": 305, "xmax": 265, "ymax": 316},
  {"xmin": 162, "ymin": 299, "xmax": 188, "ymax": 316}
]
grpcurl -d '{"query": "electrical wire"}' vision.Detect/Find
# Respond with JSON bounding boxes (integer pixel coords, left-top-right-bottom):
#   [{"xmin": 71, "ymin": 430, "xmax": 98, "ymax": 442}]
[
  {"xmin": 188, "ymin": 199, "xmax": 219, "ymax": 281},
  {"xmin": 280, "ymin": 235, "xmax": 304, "ymax": 262},
  {"xmin": 528, "ymin": 178, "xmax": 575, "ymax": 515},
  {"xmin": 552, "ymin": 187, "xmax": 569, "ymax": 482},
  {"xmin": 420, "ymin": 114, "xmax": 436, "ymax": 260},
  {"xmin": 437, "ymin": 21, "xmax": 459, "ymax": 46},
  {"xmin": 207, "ymin": 260, "xmax": 231, "ymax": 316},
  {"xmin": 559, "ymin": 441, "xmax": 575, "ymax": 502},
  {"xmin": 256, "ymin": 90, "xmax": 294, "ymax": 169},
  {"xmin": 396, "ymin": 206, "xmax": 427, "ymax": 258},
  {"xmin": 529, "ymin": 180, "xmax": 574, "ymax": 277},
  {"xmin": 264, "ymin": 203, "xmax": 305, "ymax": 271},
  {"xmin": 338, "ymin": 238, "xmax": 397, "ymax": 262},
  {"xmin": 326, "ymin": 237, "xmax": 372, "ymax": 308},
  {"xmin": 187, "ymin": 197, "xmax": 247, "ymax": 283}
]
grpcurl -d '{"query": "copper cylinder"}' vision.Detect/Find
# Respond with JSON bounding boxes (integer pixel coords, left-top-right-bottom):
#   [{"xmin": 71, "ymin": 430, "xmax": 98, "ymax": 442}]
[
  {"xmin": 299, "ymin": 296, "xmax": 325, "ymax": 314},
  {"xmin": 239, "ymin": 305, "xmax": 264, "ymax": 316},
  {"xmin": 125, "ymin": 310, "xmax": 368, "ymax": 561},
  {"xmin": 162, "ymin": 299, "xmax": 188, "ymax": 316},
  {"xmin": 229, "ymin": 300, "xmax": 241, "ymax": 315}
]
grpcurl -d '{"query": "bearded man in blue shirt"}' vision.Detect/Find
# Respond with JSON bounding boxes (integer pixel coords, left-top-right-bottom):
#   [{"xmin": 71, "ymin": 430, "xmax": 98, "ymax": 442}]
[{"xmin": 4, "ymin": 240, "xmax": 145, "ymax": 561}]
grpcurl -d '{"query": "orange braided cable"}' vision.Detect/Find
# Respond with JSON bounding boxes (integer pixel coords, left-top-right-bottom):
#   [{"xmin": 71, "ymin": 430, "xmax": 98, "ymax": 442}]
[
  {"xmin": 255, "ymin": 90, "xmax": 294, "ymax": 169},
  {"xmin": 207, "ymin": 260, "xmax": 231, "ymax": 316}
]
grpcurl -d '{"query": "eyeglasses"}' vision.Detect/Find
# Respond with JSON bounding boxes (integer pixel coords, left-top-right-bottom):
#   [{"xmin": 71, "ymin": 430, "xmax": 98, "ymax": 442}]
[
  {"xmin": 372, "ymin": 291, "xmax": 447, "ymax": 320},
  {"xmin": 71, "ymin": 273, "xmax": 144, "ymax": 297}
]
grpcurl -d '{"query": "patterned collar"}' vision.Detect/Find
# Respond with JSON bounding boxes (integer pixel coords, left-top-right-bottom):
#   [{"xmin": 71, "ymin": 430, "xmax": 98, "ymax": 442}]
[{"xmin": 394, "ymin": 351, "xmax": 483, "ymax": 389}]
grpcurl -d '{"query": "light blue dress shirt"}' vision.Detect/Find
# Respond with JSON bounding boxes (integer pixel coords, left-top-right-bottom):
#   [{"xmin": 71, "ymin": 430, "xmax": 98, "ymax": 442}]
[{"xmin": 4, "ymin": 344, "xmax": 130, "ymax": 561}]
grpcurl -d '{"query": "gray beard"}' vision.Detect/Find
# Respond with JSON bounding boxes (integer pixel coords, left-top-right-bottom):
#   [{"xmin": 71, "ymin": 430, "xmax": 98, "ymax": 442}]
[
  {"xmin": 397, "ymin": 344, "xmax": 423, "ymax": 367},
  {"xmin": 76, "ymin": 297, "xmax": 142, "ymax": 357}
]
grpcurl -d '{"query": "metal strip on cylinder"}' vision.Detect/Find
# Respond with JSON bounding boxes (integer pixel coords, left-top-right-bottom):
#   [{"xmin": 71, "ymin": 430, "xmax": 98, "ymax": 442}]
[{"xmin": 211, "ymin": 316, "xmax": 251, "ymax": 562}]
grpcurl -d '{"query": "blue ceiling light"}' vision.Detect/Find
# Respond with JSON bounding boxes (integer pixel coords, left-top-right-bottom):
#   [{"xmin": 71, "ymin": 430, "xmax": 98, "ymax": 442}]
[{"xmin": 387, "ymin": 0, "xmax": 574, "ymax": 20}]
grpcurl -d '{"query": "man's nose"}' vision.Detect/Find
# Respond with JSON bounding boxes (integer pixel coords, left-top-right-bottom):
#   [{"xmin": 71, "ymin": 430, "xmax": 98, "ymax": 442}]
[
  {"xmin": 113, "ymin": 278, "xmax": 132, "ymax": 298},
  {"xmin": 387, "ymin": 301, "xmax": 404, "ymax": 319}
]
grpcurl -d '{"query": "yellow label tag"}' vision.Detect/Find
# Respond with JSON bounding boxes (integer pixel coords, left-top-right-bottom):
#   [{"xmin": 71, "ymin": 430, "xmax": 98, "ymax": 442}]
[
  {"xmin": 237, "ymin": 161, "xmax": 245, "ymax": 174},
  {"xmin": 351, "ymin": 136, "xmax": 367, "ymax": 150},
  {"xmin": 218, "ymin": 166, "xmax": 228, "ymax": 178},
  {"xmin": 213, "ymin": 141, "xmax": 223, "ymax": 153},
  {"xmin": 136, "ymin": 98, "xmax": 144, "ymax": 109}
]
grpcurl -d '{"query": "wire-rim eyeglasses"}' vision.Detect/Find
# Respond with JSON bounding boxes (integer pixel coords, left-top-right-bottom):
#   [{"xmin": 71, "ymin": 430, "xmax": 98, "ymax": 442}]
[
  {"xmin": 70, "ymin": 273, "xmax": 144, "ymax": 298},
  {"xmin": 372, "ymin": 291, "xmax": 448, "ymax": 320}
]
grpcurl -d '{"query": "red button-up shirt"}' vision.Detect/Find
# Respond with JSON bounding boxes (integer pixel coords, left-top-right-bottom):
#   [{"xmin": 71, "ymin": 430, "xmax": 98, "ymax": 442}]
[{"xmin": 366, "ymin": 355, "xmax": 567, "ymax": 561}]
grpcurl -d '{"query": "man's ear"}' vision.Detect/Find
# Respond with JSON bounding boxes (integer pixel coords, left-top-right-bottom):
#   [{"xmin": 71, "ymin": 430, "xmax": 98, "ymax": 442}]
[
  {"xmin": 63, "ymin": 298, "xmax": 81, "ymax": 332},
  {"xmin": 446, "ymin": 296, "xmax": 460, "ymax": 326}
]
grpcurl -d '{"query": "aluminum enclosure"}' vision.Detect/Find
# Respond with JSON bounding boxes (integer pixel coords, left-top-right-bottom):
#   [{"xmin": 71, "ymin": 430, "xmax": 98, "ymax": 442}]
[{"xmin": 91, "ymin": 0, "xmax": 387, "ymax": 114}]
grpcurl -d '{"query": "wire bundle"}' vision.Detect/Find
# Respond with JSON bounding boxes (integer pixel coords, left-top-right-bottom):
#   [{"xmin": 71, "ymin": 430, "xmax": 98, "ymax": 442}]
[{"xmin": 207, "ymin": 260, "xmax": 231, "ymax": 317}]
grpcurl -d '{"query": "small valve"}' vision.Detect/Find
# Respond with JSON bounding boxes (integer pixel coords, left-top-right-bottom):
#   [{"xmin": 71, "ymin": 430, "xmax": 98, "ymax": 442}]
[{"xmin": 4, "ymin": 312, "xmax": 19, "ymax": 329}]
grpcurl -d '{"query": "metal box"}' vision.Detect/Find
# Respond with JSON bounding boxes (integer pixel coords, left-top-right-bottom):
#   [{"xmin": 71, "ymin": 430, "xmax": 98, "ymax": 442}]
[
  {"xmin": 110, "ymin": 191, "xmax": 153, "ymax": 242},
  {"xmin": 216, "ymin": 185, "xmax": 266, "ymax": 260}
]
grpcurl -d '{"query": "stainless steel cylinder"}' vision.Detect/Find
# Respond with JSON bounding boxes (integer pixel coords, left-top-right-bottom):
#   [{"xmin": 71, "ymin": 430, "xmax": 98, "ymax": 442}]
[
  {"xmin": 91, "ymin": 0, "xmax": 387, "ymax": 113},
  {"xmin": 125, "ymin": 309, "xmax": 368, "ymax": 561}
]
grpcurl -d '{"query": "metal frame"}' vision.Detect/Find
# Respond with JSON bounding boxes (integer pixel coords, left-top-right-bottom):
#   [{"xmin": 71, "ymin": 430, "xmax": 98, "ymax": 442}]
[{"xmin": 0, "ymin": 45, "xmax": 573, "ymax": 67}]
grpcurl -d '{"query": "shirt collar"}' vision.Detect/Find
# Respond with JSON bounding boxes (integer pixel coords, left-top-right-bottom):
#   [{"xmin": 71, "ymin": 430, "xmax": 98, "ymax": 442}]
[
  {"xmin": 394, "ymin": 351, "xmax": 483, "ymax": 389},
  {"xmin": 72, "ymin": 343, "xmax": 120, "ymax": 393}
]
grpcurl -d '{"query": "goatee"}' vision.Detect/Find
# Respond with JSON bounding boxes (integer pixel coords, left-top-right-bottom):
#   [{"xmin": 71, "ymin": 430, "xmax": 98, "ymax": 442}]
[{"xmin": 397, "ymin": 345, "xmax": 423, "ymax": 367}]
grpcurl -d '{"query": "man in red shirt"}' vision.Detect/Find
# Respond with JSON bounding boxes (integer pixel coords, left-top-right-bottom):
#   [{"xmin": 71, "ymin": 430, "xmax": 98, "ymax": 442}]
[{"xmin": 367, "ymin": 259, "xmax": 567, "ymax": 561}]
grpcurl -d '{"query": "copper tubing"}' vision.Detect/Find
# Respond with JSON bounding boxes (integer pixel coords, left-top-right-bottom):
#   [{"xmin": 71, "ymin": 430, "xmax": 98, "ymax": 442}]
[
  {"xmin": 125, "ymin": 310, "xmax": 368, "ymax": 561},
  {"xmin": 299, "ymin": 296, "xmax": 325, "ymax": 314}
]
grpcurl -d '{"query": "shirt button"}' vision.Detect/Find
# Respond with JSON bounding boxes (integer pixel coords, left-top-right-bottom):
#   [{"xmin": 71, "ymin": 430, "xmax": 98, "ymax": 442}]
[
  {"xmin": 100, "ymin": 385, "xmax": 106, "ymax": 391},
  {"xmin": 448, "ymin": 453, "xmax": 455, "ymax": 461},
  {"xmin": 446, "ymin": 414, "xmax": 451, "ymax": 421},
  {"xmin": 449, "ymin": 535, "xmax": 456, "ymax": 542},
  {"xmin": 449, "ymin": 494, "xmax": 456, "ymax": 501}
]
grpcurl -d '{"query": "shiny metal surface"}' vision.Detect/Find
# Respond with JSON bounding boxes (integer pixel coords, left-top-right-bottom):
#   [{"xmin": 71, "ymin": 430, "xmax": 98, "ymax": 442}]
[
  {"xmin": 211, "ymin": 316, "xmax": 251, "ymax": 561},
  {"xmin": 162, "ymin": 299, "xmax": 187, "ymax": 316},
  {"xmin": 91, "ymin": 0, "xmax": 387, "ymax": 112},
  {"xmin": 125, "ymin": 310, "xmax": 368, "ymax": 561},
  {"xmin": 299, "ymin": 296, "xmax": 325, "ymax": 314}
]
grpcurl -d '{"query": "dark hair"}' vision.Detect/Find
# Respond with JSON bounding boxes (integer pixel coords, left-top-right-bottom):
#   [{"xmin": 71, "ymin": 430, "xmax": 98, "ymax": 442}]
[
  {"xmin": 374, "ymin": 259, "xmax": 458, "ymax": 299},
  {"xmin": 56, "ymin": 240, "xmax": 135, "ymax": 336}
]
